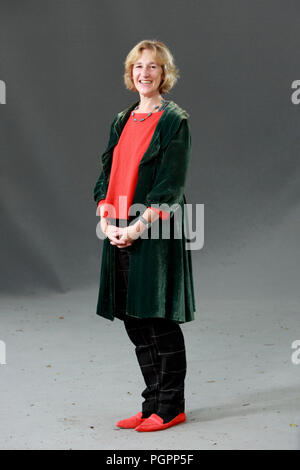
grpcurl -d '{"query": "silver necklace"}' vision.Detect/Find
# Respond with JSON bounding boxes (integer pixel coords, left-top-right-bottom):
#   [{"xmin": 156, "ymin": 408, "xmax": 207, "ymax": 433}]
[{"xmin": 131, "ymin": 97, "xmax": 167, "ymax": 122}]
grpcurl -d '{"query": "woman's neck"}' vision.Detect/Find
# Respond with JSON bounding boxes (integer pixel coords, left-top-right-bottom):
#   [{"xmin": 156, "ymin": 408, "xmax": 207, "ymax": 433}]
[{"xmin": 137, "ymin": 94, "xmax": 164, "ymax": 113}]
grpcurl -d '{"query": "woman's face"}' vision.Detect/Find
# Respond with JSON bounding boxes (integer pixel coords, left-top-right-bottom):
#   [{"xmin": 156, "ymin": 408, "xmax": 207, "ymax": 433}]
[{"xmin": 131, "ymin": 49, "xmax": 164, "ymax": 97}]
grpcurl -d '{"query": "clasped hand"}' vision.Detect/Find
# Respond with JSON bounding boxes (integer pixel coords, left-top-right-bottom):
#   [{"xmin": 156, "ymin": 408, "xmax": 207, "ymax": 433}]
[{"xmin": 100, "ymin": 218, "xmax": 143, "ymax": 248}]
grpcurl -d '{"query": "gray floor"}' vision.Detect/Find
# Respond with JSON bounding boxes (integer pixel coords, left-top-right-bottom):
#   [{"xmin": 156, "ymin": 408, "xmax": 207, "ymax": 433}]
[{"xmin": 0, "ymin": 286, "xmax": 299, "ymax": 450}]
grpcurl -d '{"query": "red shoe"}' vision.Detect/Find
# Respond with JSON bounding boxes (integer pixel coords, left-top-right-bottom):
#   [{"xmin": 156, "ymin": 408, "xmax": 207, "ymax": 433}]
[
  {"xmin": 116, "ymin": 412, "xmax": 147, "ymax": 429},
  {"xmin": 135, "ymin": 412, "xmax": 186, "ymax": 432}
]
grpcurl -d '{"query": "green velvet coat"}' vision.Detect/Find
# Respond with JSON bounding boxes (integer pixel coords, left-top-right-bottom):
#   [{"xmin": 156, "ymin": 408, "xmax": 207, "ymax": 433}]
[{"xmin": 93, "ymin": 100, "xmax": 196, "ymax": 324}]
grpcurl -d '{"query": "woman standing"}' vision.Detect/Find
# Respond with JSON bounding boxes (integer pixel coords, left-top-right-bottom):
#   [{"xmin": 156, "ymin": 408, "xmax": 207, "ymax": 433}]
[{"xmin": 94, "ymin": 39, "xmax": 196, "ymax": 432}]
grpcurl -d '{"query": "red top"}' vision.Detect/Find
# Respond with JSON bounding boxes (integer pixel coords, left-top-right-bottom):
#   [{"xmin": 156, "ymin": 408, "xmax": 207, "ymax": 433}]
[{"xmin": 97, "ymin": 110, "xmax": 169, "ymax": 220}]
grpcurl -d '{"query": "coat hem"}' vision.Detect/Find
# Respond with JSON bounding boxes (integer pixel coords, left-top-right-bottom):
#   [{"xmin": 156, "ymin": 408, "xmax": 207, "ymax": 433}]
[{"xmin": 96, "ymin": 309, "xmax": 196, "ymax": 324}]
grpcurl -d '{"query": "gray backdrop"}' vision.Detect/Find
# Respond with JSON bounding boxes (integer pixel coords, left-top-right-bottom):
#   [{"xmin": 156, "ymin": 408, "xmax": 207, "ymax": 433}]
[{"xmin": 1, "ymin": 0, "xmax": 299, "ymax": 306}]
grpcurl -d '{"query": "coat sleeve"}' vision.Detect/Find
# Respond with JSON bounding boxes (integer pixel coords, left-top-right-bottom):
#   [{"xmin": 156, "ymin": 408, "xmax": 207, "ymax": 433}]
[
  {"xmin": 93, "ymin": 115, "xmax": 118, "ymax": 204},
  {"xmin": 93, "ymin": 170, "xmax": 107, "ymax": 204},
  {"xmin": 144, "ymin": 117, "xmax": 192, "ymax": 218}
]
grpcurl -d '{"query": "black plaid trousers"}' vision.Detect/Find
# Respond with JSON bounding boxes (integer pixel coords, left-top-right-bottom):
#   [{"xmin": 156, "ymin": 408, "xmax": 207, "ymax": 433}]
[{"xmin": 114, "ymin": 227, "xmax": 187, "ymax": 422}]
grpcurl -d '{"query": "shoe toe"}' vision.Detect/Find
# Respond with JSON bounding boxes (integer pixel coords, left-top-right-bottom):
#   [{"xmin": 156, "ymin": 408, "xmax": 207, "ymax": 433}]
[{"xmin": 116, "ymin": 412, "xmax": 144, "ymax": 428}]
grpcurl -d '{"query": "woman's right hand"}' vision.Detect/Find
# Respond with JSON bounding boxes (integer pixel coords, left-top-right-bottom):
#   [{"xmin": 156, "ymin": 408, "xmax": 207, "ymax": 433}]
[
  {"xmin": 100, "ymin": 218, "xmax": 127, "ymax": 246},
  {"xmin": 99, "ymin": 204, "xmax": 122, "ymax": 244}
]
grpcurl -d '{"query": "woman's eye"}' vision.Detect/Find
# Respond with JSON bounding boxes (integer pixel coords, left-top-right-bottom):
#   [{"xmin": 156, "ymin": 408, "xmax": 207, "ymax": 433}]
[{"xmin": 135, "ymin": 65, "xmax": 156, "ymax": 68}]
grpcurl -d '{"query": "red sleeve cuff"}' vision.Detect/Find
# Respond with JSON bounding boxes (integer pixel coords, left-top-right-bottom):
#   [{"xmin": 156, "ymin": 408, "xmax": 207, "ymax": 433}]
[{"xmin": 97, "ymin": 199, "xmax": 109, "ymax": 218}]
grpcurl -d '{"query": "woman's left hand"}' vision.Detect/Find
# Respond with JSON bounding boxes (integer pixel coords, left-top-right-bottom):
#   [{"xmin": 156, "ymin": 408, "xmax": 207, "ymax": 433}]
[{"xmin": 110, "ymin": 222, "xmax": 144, "ymax": 248}]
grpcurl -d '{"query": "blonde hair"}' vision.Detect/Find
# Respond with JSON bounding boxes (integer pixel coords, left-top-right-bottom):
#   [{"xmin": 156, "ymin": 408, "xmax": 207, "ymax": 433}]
[{"xmin": 123, "ymin": 39, "xmax": 180, "ymax": 95}]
